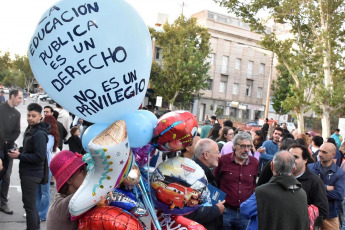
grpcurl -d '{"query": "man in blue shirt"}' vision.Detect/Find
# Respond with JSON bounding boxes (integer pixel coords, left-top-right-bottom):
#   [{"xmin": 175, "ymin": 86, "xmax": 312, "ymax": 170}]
[
  {"xmin": 258, "ymin": 127, "xmax": 283, "ymax": 171},
  {"xmin": 331, "ymin": 128, "xmax": 343, "ymax": 149},
  {"xmin": 308, "ymin": 142, "xmax": 345, "ymax": 230}
]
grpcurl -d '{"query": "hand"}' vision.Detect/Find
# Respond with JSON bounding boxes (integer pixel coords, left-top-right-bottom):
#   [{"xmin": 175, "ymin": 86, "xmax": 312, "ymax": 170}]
[
  {"xmin": 8, "ymin": 149, "xmax": 20, "ymax": 159},
  {"xmin": 257, "ymin": 147, "xmax": 266, "ymax": 153},
  {"xmin": 326, "ymin": 185, "xmax": 334, "ymax": 191},
  {"xmin": 216, "ymin": 200, "xmax": 226, "ymax": 214}
]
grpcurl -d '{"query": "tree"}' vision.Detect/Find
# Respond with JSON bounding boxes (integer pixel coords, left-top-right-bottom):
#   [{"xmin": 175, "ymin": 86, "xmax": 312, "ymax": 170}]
[
  {"xmin": 271, "ymin": 64, "xmax": 293, "ymax": 118},
  {"xmin": 12, "ymin": 55, "xmax": 36, "ymax": 93},
  {"xmin": 214, "ymin": 0, "xmax": 345, "ymax": 137},
  {"xmin": 0, "ymin": 51, "xmax": 12, "ymax": 83},
  {"xmin": 149, "ymin": 15, "xmax": 211, "ymax": 110}
]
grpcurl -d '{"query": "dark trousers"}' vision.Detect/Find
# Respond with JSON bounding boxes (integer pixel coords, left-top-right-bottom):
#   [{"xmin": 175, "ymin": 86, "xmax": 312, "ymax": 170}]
[
  {"xmin": 21, "ymin": 175, "xmax": 41, "ymax": 230},
  {"xmin": 1, "ymin": 157, "xmax": 13, "ymax": 204}
]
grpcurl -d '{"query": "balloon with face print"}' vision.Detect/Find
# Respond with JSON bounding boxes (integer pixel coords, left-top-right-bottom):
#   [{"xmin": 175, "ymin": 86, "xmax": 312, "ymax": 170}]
[{"xmin": 153, "ymin": 111, "xmax": 198, "ymax": 152}]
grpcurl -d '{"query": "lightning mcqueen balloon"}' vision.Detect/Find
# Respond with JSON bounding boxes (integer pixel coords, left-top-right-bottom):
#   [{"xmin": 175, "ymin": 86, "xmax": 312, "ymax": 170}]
[{"xmin": 153, "ymin": 111, "xmax": 198, "ymax": 152}]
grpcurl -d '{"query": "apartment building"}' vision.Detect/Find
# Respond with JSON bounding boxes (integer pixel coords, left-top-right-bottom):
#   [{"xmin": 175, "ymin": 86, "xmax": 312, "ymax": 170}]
[{"xmin": 191, "ymin": 10, "xmax": 275, "ymax": 122}]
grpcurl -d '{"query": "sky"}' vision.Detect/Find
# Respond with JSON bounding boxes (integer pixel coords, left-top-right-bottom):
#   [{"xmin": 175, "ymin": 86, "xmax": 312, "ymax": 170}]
[{"xmin": 0, "ymin": 0, "xmax": 229, "ymax": 56}]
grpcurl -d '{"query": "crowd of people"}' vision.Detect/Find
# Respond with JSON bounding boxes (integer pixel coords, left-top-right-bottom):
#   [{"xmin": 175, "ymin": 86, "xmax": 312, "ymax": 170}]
[{"xmin": 1, "ymin": 89, "xmax": 345, "ymax": 230}]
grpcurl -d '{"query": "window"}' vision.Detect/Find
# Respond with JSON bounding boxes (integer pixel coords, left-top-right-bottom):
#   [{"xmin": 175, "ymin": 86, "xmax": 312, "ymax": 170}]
[
  {"xmin": 222, "ymin": 56, "xmax": 229, "ymax": 74},
  {"xmin": 247, "ymin": 61, "xmax": 253, "ymax": 78},
  {"xmin": 235, "ymin": 58, "xmax": 241, "ymax": 70},
  {"xmin": 208, "ymin": 53, "xmax": 215, "ymax": 65},
  {"xmin": 206, "ymin": 79, "xmax": 213, "ymax": 90},
  {"xmin": 233, "ymin": 83, "xmax": 239, "ymax": 95},
  {"xmin": 259, "ymin": 63, "xmax": 265, "ymax": 74},
  {"xmin": 219, "ymin": 76, "xmax": 228, "ymax": 93},
  {"xmin": 246, "ymin": 80, "xmax": 253, "ymax": 96},
  {"xmin": 155, "ymin": 47, "xmax": 162, "ymax": 60},
  {"xmin": 257, "ymin": 87, "xmax": 263, "ymax": 98}
]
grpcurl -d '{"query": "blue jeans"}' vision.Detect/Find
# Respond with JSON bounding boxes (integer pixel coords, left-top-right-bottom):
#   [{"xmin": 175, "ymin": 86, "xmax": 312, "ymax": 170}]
[
  {"xmin": 223, "ymin": 207, "xmax": 249, "ymax": 230},
  {"xmin": 36, "ymin": 171, "xmax": 51, "ymax": 221},
  {"xmin": 341, "ymin": 200, "xmax": 345, "ymax": 230}
]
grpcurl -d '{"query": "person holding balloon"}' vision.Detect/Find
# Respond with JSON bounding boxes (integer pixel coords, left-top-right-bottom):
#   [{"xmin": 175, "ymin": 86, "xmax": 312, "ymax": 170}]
[{"xmin": 46, "ymin": 150, "xmax": 87, "ymax": 230}]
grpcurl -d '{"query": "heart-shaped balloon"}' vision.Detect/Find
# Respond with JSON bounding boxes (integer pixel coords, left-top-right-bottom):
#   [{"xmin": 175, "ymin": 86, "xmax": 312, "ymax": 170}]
[{"xmin": 28, "ymin": 0, "xmax": 152, "ymax": 123}]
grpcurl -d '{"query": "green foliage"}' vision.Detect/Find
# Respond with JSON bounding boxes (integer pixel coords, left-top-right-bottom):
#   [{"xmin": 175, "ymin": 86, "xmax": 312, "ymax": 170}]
[
  {"xmin": 149, "ymin": 15, "xmax": 211, "ymax": 107},
  {"xmin": 12, "ymin": 55, "xmax": 36, "ymax": 92},
  {"xmin": 214, "ymin": 0, "xmax": 345, "ymax": 134},
  {"xmin": 0, "ymin": 52, "xmax": 12, "ymax": 83}
]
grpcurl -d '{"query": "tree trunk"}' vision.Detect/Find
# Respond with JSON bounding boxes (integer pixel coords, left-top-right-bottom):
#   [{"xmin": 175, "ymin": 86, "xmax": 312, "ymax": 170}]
[
  {"xmin": 321, "ymin": 107, "xmax": 331, "ymax": 138},
  {"xmin": 296, "ymin": 111, "xmax": 305, "ymax": 134}
]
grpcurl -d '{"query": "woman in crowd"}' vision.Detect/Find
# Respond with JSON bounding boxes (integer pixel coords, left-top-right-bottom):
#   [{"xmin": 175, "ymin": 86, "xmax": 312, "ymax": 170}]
[
  {"xmin": 252, "ymin": 130, "xmax": 265, "ymax": 152},
  {"xmin": 216, "ymin": 126, "xmax": 235, "ymax": 152},
  {"xmin": 207, "ymin": 123, "xmax": 222, "ymax": 141},
  {"xmin": 46, "ymin": 150, "xmax": 87, "ymax": 230},
  {"xmin": 35, "ymin": 115, "xmax": 59, "ymax": 221}
]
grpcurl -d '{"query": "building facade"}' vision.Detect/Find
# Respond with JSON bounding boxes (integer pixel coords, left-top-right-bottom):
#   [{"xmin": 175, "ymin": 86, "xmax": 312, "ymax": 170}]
[{"xmin": 191, "ymin": 11, "xmax": 275, "ymax": 123}]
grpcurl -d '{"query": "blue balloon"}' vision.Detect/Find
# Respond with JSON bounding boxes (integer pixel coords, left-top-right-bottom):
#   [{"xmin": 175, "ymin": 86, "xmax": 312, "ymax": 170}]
[
  {"xmin": 28, "ymin": 0, "xmax": 152, "ymax": 124},
  {"xmin": 82, "ymin": 123, "xmax": 110, "ymax": 151},
  {"xmin": 136, "ymin": 110, "xmax": 158, "ymax": 128},
  {"xmin": 120, "ymin": 111, "xmax": 153, "ymax": 148}
]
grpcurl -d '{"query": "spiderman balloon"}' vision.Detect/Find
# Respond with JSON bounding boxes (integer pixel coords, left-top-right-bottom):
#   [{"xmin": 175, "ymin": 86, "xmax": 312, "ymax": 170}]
[{"xmin": 153, "ymin": 111, "xmax": 198, "ymax": 152}]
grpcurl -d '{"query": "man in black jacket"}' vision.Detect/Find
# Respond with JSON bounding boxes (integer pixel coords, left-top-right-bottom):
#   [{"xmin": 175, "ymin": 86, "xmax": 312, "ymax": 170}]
[
  {"xmin": 289, "ymin": 143, "xmax": 328, "ymax": 227},
  {"xmin": 44, "ymin": 106, "xmax": 67, "ymax": 150},
  {"xmin": 185, "ymin": 139, "xmax": 224, "ymax": 230},
  {"xmin": 0, "ymin": 89, "xmax": 22, "ymax": 214},
  {"xmin": 9, "ymin": 103, "xmax": 49, "ymax": 230}
]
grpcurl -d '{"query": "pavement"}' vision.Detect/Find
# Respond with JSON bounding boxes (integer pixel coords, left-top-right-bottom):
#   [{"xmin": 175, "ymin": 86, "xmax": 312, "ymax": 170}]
[{"xmin": 0, "ymin": 95, "xmax": 153, "ymax": 229}]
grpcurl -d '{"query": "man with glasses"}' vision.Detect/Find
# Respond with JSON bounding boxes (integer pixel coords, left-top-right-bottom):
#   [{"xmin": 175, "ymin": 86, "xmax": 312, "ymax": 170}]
[
  {"xmin": 214, "ymin": 132, "xmax": 259, "ymax": 230},
  {"xmin": 258, "ymin": 127, "xmax": 283, "ymax": 171},
  {"xmin": 308, "ymin": 142, "xmax": 345, "ymax": 230}
]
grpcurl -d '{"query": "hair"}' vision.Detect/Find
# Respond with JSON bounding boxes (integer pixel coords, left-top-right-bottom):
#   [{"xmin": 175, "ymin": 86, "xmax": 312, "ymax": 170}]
[
  {"xmin": 280, "ymin": 138, "xmax": 297, "ymax": 150},
  {"xmin": 272, "ymin": 150, "xmax": 295, "ymax": 176},
  {"xmin": 70, "ymin": 126, "xmax": 80, "ymax": 136},
  {"xmin": 274, "ymin": 127, "xmax": 284, "ymax": 133},
  {"xmin": 233, "ymin": 131, "xmax": 252, "ymax": 146},
  {"xmin": 326, "ymin": 137, "xmax": 336, "ymax": 147},
  {"xmin": 288, "ymin": 143, "xmax": 312, "ymax": 162},
  {"xmin": 223, "ymin": 120, "xmax": 233, "ymax": 128},
  {"xmin": 297, "ymin": 133, "xmax": 310, "ymax": 145},
  {"xmin": 43, "ymin": 115, "xmax": 59, "ymax": 152},
  {"xmin": 282, "ymin": 133, "xmax": 294, "ymax": 141},
  {"xmin": 53, "ymin": 110, "xmax": 59, "ymax": 120},
  {"xmin": 216, "ymin": 126, "xmax": 233, "ymax": 142},
  {"xmin": 210, "ymin": 115, "xmax": 217, "ymax": 121},
  {"xmin": 27, "ymin": 103, "xmax": 42, "ymax": 113},
  {"xmin": 312, "ymin": 136, "xmax": 323, "ymax": 147},
  {"xmin": 296, "ymin": 138, "xmax": 307, "ymax": 146},
  {"xmin": 56, "ymin": 103, "xmax": 62, "ymax": 109},
  {"xmin": 44, "ymin": 105, "xmax": 54, "ymax": 113},
  {"xmin": 9, "ymin": 89, "xmax": 20, "ymax": 99},
  {"xmin": 207, "ymin": 123, "xmax": 222, "ymax": 140},
  {"xmin": 336, "ymin": 128, "xmax": 340, "ymax": 132},
  {"xmin": 194, "ymin": 139, "xmax": 215, "ymax": 158}
]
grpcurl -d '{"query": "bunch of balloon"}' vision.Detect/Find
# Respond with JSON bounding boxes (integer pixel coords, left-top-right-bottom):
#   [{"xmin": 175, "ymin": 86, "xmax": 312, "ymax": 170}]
[{"xmin": 27, "ymin": 0, "xmax": 163, "ymax": 228}]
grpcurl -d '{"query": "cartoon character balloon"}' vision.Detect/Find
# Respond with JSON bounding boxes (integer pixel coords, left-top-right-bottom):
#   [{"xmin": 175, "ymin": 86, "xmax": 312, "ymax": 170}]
[
  {"xmin": 69, "ymin": 120, "xmax": 133, "ymax": 216},
  {"xmin": 78, "ymin": 206, "xmax": 144, "ymax": 230},
  {"xmin": 150, "ymin": 157, "xmax": 208, "ymax": 215},
  {"xmin": 28, "ymin": 0, "xmax": 152, "ymax": 123},
  {"xmin": 153, "ymin": 111, "xmax": 198, "ymax": 152}
]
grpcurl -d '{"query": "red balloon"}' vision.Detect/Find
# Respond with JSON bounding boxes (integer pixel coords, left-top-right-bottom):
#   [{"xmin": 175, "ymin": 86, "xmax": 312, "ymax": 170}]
[
  {"xmin": 153, "ymin": 111, "xmax": 198, "ymax": 152},
  {"xmin": 78, "ymin": 206, "xmax": 143, "ymax": 230},
  {"xmin": 151, "ymin": 211, "xmax": 206, "ymax": 230}
]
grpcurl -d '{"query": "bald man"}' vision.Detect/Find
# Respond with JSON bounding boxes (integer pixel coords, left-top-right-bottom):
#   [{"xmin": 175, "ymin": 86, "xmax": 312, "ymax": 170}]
[{"xmin": 308, "ymin": 142, "xmax": 345, "ymax": 230}]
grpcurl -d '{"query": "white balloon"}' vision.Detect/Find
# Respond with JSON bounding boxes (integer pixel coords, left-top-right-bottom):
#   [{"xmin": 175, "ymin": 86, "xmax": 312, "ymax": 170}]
[
  {"xmin": 28, "ymin": 0, "xmax": 152, "ymax": 123},
  {"xmin": 69, "ymin": 120, "xmax": 133, "ymax": 216}
]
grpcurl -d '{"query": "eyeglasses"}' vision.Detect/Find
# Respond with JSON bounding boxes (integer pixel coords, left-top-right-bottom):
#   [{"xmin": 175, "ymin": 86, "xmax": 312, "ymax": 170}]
[
  {"xmin": 238, "ymin": 144, "xmax": 251, "ymax": 150},
  {"xmin": 204, "ymin": 150, "xmax": 220, "ymax": 155}
]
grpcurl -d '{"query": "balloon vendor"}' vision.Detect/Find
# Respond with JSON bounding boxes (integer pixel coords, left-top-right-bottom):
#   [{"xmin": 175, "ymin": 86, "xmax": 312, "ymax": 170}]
[{"xmin": 46, "ymin": 150, "xmax": 87, "ymax": 230}]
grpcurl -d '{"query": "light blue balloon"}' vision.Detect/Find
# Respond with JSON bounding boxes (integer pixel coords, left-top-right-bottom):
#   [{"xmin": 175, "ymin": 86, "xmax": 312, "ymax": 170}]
[
  {"xmin": 28, "ymin": 0, "xmax": 152, "ymax": 124},
  {"xmin": 136, "ymin": 110, "xmax": 158, "ymax": 127},
  {"xmin": 120, "ymin": 111, "xmax": 153, "ymax": 148},
  {"xmin": 82, "ymin": 123, "xmax": 110, "ymax": 152}
]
